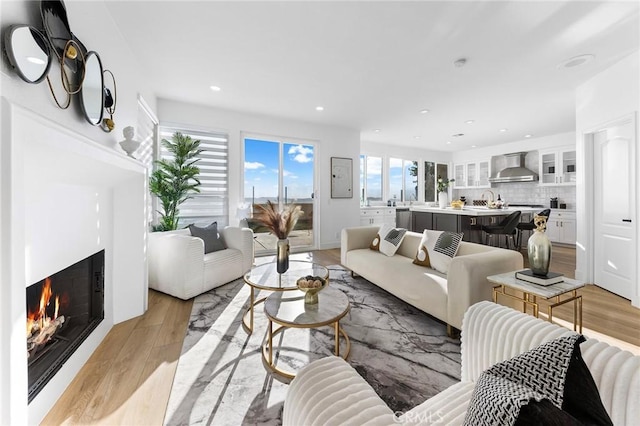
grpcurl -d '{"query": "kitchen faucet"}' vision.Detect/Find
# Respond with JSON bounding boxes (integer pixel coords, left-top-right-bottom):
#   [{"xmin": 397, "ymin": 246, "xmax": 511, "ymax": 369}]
[{"xmin": 481, "ymin": 190, "xmax": 495, "ymax": 204}]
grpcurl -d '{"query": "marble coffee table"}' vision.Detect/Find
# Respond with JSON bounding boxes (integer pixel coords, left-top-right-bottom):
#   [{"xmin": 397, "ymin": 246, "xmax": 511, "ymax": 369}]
[{"xmin": 262, "ymin": 286, "xmax": 351, "ymax": 379}]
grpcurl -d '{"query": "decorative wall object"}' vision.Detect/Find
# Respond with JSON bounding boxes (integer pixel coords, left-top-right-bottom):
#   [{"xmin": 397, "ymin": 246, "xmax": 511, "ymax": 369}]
[
  {"xmin": 331, "ymin": 157, "xmax": 353, "ymax": 198},
  {"xmin": 3, "ymin": 25, "xmax": 52, "ymax": 83},
  {"xmin": 118, "ymin": 126, "xmax": 141, "ymax": 158},
  {"xmin": 2, "ymin": 0, "xmax": 117, "ymax": 130}
]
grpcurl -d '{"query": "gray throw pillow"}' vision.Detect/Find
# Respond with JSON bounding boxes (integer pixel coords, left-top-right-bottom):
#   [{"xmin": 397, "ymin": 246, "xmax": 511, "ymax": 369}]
[{"xmin": 189, "ymin": 222, "xmax": 227, "ymax": 254}]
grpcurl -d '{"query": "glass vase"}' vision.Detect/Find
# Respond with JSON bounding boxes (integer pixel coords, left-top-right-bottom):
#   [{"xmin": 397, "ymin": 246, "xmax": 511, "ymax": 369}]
[
  {"xmin": 527, "ymin": 216, "xmax": 552, "ymax": 276},
  {"xmin": 276, "ymin": 238, "xmax": 290, "ymax": 274}
]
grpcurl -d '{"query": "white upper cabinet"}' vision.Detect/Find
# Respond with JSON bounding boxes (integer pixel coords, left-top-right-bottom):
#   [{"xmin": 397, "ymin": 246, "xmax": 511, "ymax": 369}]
[
  {"xmin": 539, "ymin": 146, "xmax": 576, "ymax": 186},
  {"xmin": 454, "ymin": 160, "xmax": 490, "ymax": 189}
]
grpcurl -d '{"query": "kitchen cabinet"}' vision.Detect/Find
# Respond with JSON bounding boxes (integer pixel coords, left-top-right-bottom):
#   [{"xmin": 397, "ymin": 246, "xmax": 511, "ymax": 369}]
[
  {"xmin": 539, "ymin": 147, "xmax": 576, "ymax": 186},
  {"xmin": 360, "ymin": 208, "xmax": 395, "ymax": 227},
  {"xmin": 411, "ymin": 211, "xmax": 432, "ymax": 232},
  {"xmin": 545, "ymin": 211, "xmax": 576, "ymax": 244},
  {"xmin": 432, "ymin": 213, "xmax": 458, "ymax": 233},
  {"xmin": 453, "ymin": 160, "xmax": 490, "ymax": 189},
  {"xmin": 411, "ymin": 211, "xmax": 505, "ymax": 243}
]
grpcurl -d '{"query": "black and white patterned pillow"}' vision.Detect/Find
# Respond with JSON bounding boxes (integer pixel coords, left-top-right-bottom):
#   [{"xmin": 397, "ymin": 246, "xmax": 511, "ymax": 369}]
[
  {"xmin": 370, "ymin": 224, "xmax": 407, "ymax": 256},
  {"xmin": 464, "ymin": 334, "xmax": 583, "ymax": 426},
  {"xmin": 423, "ymin": 230, "xmax": 463, "ymax": 274}
]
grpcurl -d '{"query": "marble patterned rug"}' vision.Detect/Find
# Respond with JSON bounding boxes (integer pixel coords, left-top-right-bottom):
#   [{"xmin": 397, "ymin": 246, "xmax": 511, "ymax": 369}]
[{"xmin": 164, "ymin": 265, "xmax": 461, "ymax": 425}]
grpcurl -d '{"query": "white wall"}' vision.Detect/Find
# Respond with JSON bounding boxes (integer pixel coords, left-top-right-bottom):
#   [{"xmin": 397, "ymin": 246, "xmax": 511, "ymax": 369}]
[
  {"xmin": 157, "ymin": 99, "xmax": 361, "ymax": 249},
  {"xmin": 451, "ymin": 132, "xmax": 575, "ymax": 163},
  {"xmin": 576, "ymin": 50, "xmax": 640, "ymax": 306}
]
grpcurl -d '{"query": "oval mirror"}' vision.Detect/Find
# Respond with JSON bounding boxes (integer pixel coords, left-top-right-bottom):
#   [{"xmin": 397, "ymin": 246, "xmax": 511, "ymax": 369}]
[
  {"xmin": 80, "ymin": 51, "xmax": 105, "ymax": 126},
  {"xmin": 4, "ymin": 25, "xmax": 52, "ymax": 84}
]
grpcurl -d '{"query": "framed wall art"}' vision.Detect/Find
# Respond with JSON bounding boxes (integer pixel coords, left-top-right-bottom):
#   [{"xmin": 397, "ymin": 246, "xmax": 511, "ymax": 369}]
[{"xmin": 331, "ymin": 157, "xmax": 353, "ymax": 198}]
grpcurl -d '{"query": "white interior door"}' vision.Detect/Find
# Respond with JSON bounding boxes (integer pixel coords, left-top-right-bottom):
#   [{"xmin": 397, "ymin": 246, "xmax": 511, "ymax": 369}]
[{"xmin": 593, "ymin": 117, "xmax": 637, "ymax": 299}]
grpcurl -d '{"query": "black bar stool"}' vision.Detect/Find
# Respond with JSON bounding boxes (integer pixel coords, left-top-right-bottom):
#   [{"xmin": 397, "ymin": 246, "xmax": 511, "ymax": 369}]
[
  {"xmin": 481, "ymin": 210, "xmax": 522, "ymax": 250},
  {"xmin": 516, "ymin": 208, "xmax": 551, "ymax": 250}
]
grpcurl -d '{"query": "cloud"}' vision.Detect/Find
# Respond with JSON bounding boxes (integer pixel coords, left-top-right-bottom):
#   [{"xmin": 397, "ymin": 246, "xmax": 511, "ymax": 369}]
[
  {"xmin": 283, "ymin": 170, "xmax": 298, "ymax": 179},
  {"xmin": 288, "ymin": 145, "xmax": 314, "ymax": 163},
  {"xmin": 244, "ymin": 161, "xmax": 265, "ymax": 170}
]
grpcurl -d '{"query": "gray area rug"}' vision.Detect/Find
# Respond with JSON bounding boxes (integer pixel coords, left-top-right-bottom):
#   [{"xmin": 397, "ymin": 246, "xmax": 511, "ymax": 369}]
[{"xmin": 164, "ymin": 265, "xmax": 461, "ymax": 425}]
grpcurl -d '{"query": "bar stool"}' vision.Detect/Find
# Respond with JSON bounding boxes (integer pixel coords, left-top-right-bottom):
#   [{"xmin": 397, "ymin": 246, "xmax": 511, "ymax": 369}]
[
  {"xmin": 481, "ymin": 210, "xmax": 521, "ymax": 250},
  {"xmin": 516, "ymin": 208, "xmax": 551, "ymax": 250}
]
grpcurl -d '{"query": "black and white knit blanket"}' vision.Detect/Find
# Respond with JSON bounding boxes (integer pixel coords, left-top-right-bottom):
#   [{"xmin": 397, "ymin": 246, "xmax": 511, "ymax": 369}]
[{"xmin": 464, "ymin": 334, "xmax": 583, "ymax": 426}]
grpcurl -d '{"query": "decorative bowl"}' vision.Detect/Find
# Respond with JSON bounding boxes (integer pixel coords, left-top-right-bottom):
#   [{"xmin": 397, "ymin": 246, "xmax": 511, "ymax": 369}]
[
  {"xmin": 296, "ymin": 275, "xmax": 327, "ymax": 304},
  {"xmin": 450, "ymin": 200, "xmax": 464, "ymax": 210}
]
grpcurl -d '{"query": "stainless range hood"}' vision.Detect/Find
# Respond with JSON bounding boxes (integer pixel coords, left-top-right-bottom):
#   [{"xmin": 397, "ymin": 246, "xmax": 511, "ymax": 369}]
[{"xmin": 488, "ymin": 152, "xmax": 539, "ymax": 183}]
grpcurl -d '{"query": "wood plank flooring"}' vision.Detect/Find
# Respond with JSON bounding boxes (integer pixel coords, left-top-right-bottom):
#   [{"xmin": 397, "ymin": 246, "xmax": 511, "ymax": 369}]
[{"xmin": 42, "ymin": 247, "xmax": 639, "ymax": 425}]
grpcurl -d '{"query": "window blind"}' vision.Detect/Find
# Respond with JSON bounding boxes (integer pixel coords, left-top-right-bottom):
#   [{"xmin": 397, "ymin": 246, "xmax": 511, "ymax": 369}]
[
  {"xmin": 158, "ymin": 126, "xmax": 229, "ymax": 227},
  {"xmin": 137, "ymin": 96, "xmax": 158, "ymax": 226}
]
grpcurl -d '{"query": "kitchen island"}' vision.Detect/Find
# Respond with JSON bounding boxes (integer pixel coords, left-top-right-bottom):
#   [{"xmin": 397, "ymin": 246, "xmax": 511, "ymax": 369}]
[{"xmin": 409, "ymin": 206, "xmax": 541, "ymax": 243}]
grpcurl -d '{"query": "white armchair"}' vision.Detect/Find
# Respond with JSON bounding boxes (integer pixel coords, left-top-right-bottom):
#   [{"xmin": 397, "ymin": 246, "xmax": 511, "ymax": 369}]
[{"xmin": 148, "ymin": 226, "xmax": 254, "ymax": 299}]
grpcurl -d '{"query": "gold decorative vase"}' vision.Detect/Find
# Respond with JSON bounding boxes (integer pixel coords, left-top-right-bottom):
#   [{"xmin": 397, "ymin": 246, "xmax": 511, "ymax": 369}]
[{"xmin": 296, "ymin": 276, "xmax": 327, "ymax": 304}]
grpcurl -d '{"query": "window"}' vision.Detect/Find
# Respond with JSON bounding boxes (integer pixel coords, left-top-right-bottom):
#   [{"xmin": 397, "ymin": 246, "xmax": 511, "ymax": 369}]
[
  {"xmin": 359, "ymin": 155, "xmax": 382, "ymax": 205},
  {"xmin": 424, "ymin": 162, "xmax": 449, "ymax": 202},
  {"xmin": 157, "ymin": 126, "xmax": 229, "ymax": 228},
  {"xmin": 390, "ymin": 158, "xmax": 418, "ymax": 202}
]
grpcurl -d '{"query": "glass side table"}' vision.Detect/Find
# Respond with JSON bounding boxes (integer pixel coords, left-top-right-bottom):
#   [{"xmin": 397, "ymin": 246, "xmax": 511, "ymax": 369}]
[{"xmin": 242, "ymin": 260, "xmax": 329, "ymax": 334}]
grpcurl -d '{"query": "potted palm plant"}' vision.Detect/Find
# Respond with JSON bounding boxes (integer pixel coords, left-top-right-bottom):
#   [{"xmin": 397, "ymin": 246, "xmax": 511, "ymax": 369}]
[{"xmin": 149, "ymin": 132, "xmax": 202, "ymax": 231}]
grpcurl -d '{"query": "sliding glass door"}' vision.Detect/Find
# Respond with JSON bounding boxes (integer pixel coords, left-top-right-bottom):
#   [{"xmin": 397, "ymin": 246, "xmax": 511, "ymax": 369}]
[{"xmin": 244, "ymin": 136, "xmax": 315, "ymax": 253}]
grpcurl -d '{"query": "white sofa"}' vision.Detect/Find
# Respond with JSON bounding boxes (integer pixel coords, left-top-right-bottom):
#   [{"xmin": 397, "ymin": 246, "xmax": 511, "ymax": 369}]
[
  {"xmin": 148, "ymin": 226, "xmax": 254, "ymax": 299},
  {"xmin": 341, "ymin": 226, "xmax": 523, "ymax": 330},
  {"xmin": 283, "ymin": 301, "xmax": 640, "ymax": 425}
]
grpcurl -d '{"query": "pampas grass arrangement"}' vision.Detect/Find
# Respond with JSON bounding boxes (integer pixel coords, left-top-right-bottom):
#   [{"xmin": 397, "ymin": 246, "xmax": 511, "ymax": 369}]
[{"xmin": 254, "ymin": 201, "xmax": 304, "ymax": 239}]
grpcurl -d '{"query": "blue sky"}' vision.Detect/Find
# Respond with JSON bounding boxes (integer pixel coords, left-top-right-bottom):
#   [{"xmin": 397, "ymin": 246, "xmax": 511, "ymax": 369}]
[{"xmin": 244, "ymin": 138, "xmax": 314, "ymax": 202}]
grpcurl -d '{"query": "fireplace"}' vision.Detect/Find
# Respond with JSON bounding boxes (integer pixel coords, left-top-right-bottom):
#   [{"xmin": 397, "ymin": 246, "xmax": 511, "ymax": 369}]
[{"xmin": 26, "ymin": 250, "xmax": 105, "ymax": 402}]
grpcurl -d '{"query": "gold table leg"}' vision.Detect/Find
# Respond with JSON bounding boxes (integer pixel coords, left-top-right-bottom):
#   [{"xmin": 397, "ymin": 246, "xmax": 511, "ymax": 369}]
[{"xmin": 334, "ymin": 321, "xmax": 340, "ymax": 357}]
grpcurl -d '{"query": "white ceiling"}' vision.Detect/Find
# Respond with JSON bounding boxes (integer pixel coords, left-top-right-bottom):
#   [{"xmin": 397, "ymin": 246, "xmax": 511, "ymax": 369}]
[{"xmin": 105, "ymin": 1, "xmax": 639, "ymax": 152}]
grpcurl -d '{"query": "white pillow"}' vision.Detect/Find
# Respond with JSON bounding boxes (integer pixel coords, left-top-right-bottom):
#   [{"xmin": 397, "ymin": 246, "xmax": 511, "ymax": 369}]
[
  {"xmin": 370, "ymin": 224, "xmax": 407, "ymax": 257},
  {"xmin": 413, "ymin": 230, "xmax": 432, "ymax": 267},
  {"xmin": 423, "ymin": 230, "xmax": 463, "ymax": 274}
]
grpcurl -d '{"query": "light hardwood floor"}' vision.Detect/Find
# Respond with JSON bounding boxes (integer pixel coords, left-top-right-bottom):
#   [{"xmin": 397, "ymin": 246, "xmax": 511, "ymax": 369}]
[{"xmin": 42, "ymin": 247, "xmax": 639, "ymax": 425}]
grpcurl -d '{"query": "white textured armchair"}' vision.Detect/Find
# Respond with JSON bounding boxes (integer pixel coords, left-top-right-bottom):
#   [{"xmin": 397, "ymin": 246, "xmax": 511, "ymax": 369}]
[{"xmin": 148, "ymin": 226, "xmax": 254, "ymax": 299}]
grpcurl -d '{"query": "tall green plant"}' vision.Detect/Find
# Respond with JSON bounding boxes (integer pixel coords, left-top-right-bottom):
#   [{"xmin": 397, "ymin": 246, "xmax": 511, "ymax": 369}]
[{"xmin": 150, "ymin": 132, "xmax": 202, "ymax": 231}]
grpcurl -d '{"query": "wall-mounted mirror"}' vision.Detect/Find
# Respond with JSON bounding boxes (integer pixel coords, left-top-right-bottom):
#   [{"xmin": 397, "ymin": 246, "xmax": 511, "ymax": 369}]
[
  {"xmin": 4, "ymin": 25, "xmax": 52, "ymax": 84},
  {"xmin": 80, "ymin": 51, "xmax": 104, "ymax": 126}
]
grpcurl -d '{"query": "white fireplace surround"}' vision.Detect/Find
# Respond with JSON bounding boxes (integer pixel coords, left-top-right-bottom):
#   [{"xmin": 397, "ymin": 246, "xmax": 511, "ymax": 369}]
[{"xmin": 0, "ymin": 99, "xmax": 148, "ymax": 424}]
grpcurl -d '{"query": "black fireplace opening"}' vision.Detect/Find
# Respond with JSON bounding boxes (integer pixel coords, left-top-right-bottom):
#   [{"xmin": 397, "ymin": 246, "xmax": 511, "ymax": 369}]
[{"xmin": 26, "ymin": 250, "xmax": 105, "ymax": 403}]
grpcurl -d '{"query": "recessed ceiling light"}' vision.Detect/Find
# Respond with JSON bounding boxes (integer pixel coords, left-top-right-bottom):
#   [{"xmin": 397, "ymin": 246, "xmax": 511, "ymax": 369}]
[
  {"xmin": 452, "ymin": 133, "xmax": 464, "ymax": 137},
  {"xmin": 524, "ymin": 134, "xmax": 532, "ymax": 138},
  {"xmin": 374, "ymin": 129, "xmax": 381, "ymax": 133},
  {"xmin": 209, "ymin": 85, "xmax": 221, "ymax": 92},
  {"xmin": 465, "ymin": 120, "xmax": 475, "ymax": 125},
  {"xmin": 500, "ymin": 128, "xmax": 508, "ymax": 132},
  {"xmin": 413, "ymin": 136, "xmax": 421, "ymax": 139},
  {"xmin": 420, "ymin": 109, "xmax": 430, "ymax": 114},
  {"xmin": 446, "ymin": 141, "xmax": 451, "ymax": 144},
  {"xmin": 471, "ymin": 145, "xmax": 477, "ymax": 148},
  {"xmin": 558, "ymin": 54, "xmax": 595, "ymax": 69},
  {"xmin": 315, "ymin": 106, "xmax": 324, "ymax": 111}
]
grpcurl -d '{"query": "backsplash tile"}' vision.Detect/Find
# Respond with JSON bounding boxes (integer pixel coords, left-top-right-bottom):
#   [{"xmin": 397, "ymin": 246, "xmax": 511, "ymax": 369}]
[{"xmin": 453, "ymin": 183, "xmax": 576, "ymax": 209}]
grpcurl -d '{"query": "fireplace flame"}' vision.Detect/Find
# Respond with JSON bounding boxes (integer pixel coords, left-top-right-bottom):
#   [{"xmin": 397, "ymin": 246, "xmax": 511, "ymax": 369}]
[{"xmin": 27, "ymin": 277, "xmax": 65, "ymax": 357}]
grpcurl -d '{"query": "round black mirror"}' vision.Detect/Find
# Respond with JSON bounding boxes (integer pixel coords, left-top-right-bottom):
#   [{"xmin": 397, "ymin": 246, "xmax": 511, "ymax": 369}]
[
  {"xmin": 80, "ymin": 51, "xmax": 104, "ymax": 126},
  {"xmin": 4, "ymin": 25, "xmax": 52, "ymax": 84}
]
